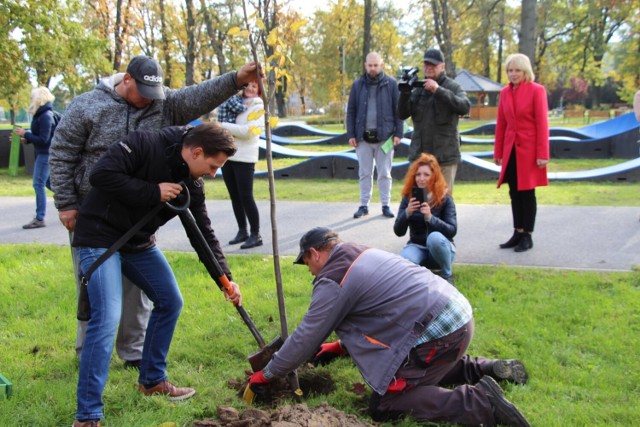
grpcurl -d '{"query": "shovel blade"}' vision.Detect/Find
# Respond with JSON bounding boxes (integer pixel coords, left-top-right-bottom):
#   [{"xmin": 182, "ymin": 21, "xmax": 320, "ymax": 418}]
[{"xmin": 248, "ymin": 336, "xmax": 284, "ymax": 372}]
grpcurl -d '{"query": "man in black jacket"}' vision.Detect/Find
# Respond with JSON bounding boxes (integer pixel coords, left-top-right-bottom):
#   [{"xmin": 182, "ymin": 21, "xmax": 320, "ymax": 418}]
[
  {"xmin": 50, "ymin": 55, "xmax": 259, "ymax": 368},
  {"xmin": 398, "ymin": 48, "xmax": 470, "ymax": 194},
  {"xmin": 72, "ymin": 123, "xmax": 240, "ymax": 427}
]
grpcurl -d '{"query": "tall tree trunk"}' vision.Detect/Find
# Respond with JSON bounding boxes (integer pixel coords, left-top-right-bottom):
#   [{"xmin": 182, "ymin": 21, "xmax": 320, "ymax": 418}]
[
  {"xmin": 431, "ymin": 0, "xmax": 455, "ymax": 76},
  {"xmin": 497, "ymin": 3, "xmax": 505, "ymax": 83},
  {"xmin": 519, "ymin": 0, "xmax": 536, "ymax": 71},
  {"xmin": 202, "ymin": 5, "xmax": 228, "ymax": 75},
  {"xmin": 159, "ymin": 0, "xmax": 173, "ymax": 86},
  {"xmin": 184, "ymin": 0, "xmax": 197, "ymax": 85},
  {"xmin": 362, "ymin": 0, "xmax": 373, "ymax": 62},
  {"xmin": 113, "ymin": 0, "xmax": 132, "ymax": 71}
]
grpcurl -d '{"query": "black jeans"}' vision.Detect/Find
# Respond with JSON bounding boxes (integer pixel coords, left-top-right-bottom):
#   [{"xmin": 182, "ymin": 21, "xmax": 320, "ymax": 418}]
[
  {"xmin": 221, "ymin": 161, "xmax": 260, "ymax": 234},
  {"xmin": 505, "ymin": 149, "xmax": 537, "ymax": 232}
]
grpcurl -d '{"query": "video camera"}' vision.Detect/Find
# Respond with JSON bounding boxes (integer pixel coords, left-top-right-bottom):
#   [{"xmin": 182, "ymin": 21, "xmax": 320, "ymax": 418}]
[{"xmin": 398, "ymin": 67, "xmax": 425, "ymax": 91}]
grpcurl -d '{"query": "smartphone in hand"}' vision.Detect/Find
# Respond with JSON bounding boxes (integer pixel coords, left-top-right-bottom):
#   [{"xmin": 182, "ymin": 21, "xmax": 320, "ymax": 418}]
[{"xmin": 411, "ymin": 187, "xmax": 427, "ymax": 204}]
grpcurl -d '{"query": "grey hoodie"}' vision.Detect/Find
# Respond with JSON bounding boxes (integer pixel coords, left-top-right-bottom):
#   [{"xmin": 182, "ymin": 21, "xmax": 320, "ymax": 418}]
[{"xmin": 50, "ymin": 71, "xmax": 240, "ymax": 211}]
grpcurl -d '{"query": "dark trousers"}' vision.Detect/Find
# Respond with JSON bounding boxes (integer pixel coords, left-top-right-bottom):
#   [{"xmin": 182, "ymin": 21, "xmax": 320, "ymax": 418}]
[
  {"xmin": 221, "ymin": 161, "xmax": 260, "ymax": 234},
  {"xmin": 372, "ymin": 320, "xmax": 498, "ymax": 426},
  {"xmin": 505, "ymin": 149, "xmax": 537, "ymax": 232}
]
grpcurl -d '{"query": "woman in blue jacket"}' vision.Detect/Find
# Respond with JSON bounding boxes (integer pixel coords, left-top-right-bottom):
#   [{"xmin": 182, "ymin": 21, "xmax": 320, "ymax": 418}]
[
  {"xmin": 394, "ymin": 153, "xmax": 457, "ymax": 284},
  {"xmin": 14, "ymin": 87, "xmax": 56, "ymax": 229}
]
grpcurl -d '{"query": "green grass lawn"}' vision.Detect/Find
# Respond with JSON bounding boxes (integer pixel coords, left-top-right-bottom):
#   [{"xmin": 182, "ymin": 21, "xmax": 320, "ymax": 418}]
[
  {"xmin": 2, "ymin": 168, "xmax": 639, "ymax": 207},
  {"xmin": 0, "ymin": 246, "xmax": 638, "ymax": 426},
  {"xmin": 1, "ymin": 116, "xmax": 638, "ymax": 425}
]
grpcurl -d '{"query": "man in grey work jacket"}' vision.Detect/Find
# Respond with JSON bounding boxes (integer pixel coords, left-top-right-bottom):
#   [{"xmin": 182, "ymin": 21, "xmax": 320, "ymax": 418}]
[
  {"xmin": 49, "ymin": 55, "xmax": 259, "ymax": 367},
  {"xmin": 347, "ymin": 52, "xmax": 404, "ymax": 219},
  {"xmin": 398, "ymin": 48, "xmax": 470, "ymax": 194},
  {"xmin": 248, "ymin": 227, "xmax": 531, "ymax": 427}
]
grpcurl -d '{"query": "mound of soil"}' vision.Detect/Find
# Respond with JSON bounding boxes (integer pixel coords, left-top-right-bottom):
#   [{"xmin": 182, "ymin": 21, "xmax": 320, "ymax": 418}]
[
  {"xmin": 193, "ymin": 367, "xmax": 375, "ymax": 426},
  {"xmin": 193, "ymin": 402, "xmax": 374, "ymax": 427}
]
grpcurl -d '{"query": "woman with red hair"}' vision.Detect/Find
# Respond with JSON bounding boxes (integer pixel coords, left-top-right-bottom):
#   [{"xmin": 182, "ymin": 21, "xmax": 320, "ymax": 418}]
[{"xmin": 393, "ymin": 153, "xmax": 457, "ymax": 284}]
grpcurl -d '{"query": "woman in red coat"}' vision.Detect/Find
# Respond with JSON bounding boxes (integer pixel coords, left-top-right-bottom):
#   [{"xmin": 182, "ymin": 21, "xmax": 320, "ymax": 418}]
[{"xmin": 494, "ymin": 53, "xmax": 549, "ymax": 252}]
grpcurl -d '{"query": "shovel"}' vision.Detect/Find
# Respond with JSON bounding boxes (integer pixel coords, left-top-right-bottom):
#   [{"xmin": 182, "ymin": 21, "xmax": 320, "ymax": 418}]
[{"xmin": 166, "ymin": 191, "xmax": 283, "ymax": 379}]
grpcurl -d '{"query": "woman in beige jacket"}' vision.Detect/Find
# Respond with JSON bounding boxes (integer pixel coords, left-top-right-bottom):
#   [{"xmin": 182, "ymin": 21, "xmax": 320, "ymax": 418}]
[{"xmin": 220, "ymin": 81, "xmax": 265, "ymax": 249}]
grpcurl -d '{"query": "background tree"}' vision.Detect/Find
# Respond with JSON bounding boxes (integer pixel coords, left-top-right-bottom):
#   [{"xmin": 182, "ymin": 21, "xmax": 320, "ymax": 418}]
[
  {"xmin": 519, "ymin": 0, "xmax": 536, "ymax": 67},
  {"xmin": 362, "ymin": 0, "xmax": 373, "ymax": 61}
]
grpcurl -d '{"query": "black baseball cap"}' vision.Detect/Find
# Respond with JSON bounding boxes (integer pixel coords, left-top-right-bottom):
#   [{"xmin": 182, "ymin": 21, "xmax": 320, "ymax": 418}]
[
  {"xmin": 423, "ymin": 48, "xmax": 444, "ymax": 65},
  {"xmin": 293, "ymin": 227, "xmax": 337, "ymax": 265},
  {"xmin": 126, "ymin": 55, "xmax": 165, "ymax": 100}
]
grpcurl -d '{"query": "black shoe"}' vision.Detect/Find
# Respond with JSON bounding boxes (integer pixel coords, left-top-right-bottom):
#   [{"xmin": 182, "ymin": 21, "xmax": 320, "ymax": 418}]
[
  {"xmin": 514, "ymin": 234, "xmax": 533, "ymax": 252},
  {"xmin": 491, "ymin": 359, "xmax": 528, "ymax": 385},
  {"xmin": 499, "ymin": 231, "xmax": 523, "ymax": 249},
  {"xmin": 229, "ymin": 230, "xmax": 249, "ymax": 245},
  {"xmin": 478, "ymin": 376, "xmax": 531, "ymax": 427},
  {"xmin": 382, "ymin": 206, "xmax": 395, "ymax": 218},
  {"xmin": 123, "ymin": 359, "xmax": 141, "ymax": 370},
  {"xmin": 240, "ymin": 233, "xmax": 263, "ymax": 249},
  {"xmin": 353, "ymin": 206, "xmax": 369, "ymax": 218},
  {"xmin": 443, "ymin": 275, "xmax": 455, "ymax": 286}
]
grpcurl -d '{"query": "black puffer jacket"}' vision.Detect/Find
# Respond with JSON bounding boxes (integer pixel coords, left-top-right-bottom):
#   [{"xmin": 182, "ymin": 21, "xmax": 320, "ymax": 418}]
[
  {"xmin": 393, "ymin": 194, "xmax": 457, "ymax": 245},
  {"xmin": 72, "ymin": 126, "xmax": 232, "ymax": 278},
  {"xmin": 398, "ymin": 72, "xmax": 470, "ymax": 165}
]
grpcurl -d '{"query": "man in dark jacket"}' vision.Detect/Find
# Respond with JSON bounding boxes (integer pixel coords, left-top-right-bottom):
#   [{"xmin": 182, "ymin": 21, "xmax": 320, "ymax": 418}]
[
  {"xmin": 346, "ymin": 52, "xmax": 404, "ymax": 219},
  {"xmin": 49, "ymin": 55, "xmax": 259, "ymax": 367},
  {"xmin": 248, "ymin": 227, "xmax": 531, "ymax": 427},
  {"xmin": 398, "ymin": 48, "xmax": 470, "ymax": 194},
  {"xmin": 72, "ymin": 122, "xmax": 241, "ymax": 427}
]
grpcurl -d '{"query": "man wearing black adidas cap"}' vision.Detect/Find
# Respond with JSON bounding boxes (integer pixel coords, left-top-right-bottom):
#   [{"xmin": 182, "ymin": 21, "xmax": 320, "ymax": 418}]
[
  {"xmin": 50, "ymin": 55, "xmax": 259, "ymax": 378},
  {"xmin": 247, "ymin": 227, "xmax": 531, "ymax": 427},
  {"xmin": 398, "ymin": 48, "xmax": 470, "ymax": 194}
]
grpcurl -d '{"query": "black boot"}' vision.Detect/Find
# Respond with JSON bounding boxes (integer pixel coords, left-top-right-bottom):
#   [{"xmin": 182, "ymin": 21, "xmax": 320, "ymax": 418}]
[
  {"xmin": 229, "ymin": 230, "xmax": 249, "ymax": 245},
  {"xmin": 499, "ymin": 230, "xmax": 524, "ymax": 249},
  {"xmin": 240, "ymin": 233, "xmax": 263, "ymax": 249},
  {"xmin": 514, "ymin": 233, "xmax": 533, "ymax": 252}
]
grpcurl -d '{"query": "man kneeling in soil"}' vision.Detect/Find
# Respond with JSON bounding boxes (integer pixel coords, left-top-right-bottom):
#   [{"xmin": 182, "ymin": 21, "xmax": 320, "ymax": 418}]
[{"xmin": 249, "ymin": 227, "xmax": 530, "ymax": 426}]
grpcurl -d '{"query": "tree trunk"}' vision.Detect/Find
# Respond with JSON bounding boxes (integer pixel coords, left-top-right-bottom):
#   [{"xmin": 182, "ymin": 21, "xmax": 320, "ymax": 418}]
[
  {"xmin": 497, "ymin": 3, "xmax": 505, "ymax": 83},
  {"xmin": 184, "ymin": 0, "xmax": 197, "ymax": 85},
  {"xmin": 202, "ymin": 5, "xmax": 228, "ymax": 75},
  {"xmin": 519, "ymin": 0, "xmax": 536, "ymax": 71},
  {"xmin": 159, "ymin": 0, "xmax": 173, "ymax": 86},
  {"xmin": 362, "ymin": 0, "xmax": 373, "ymax": 62},
  {"xmin": 113, "ymin": 0, "xmax": 132, "ymax": 71},
  {"xmin": 431, "ymin": 0, "xmax": 455, "ymax": 76}
]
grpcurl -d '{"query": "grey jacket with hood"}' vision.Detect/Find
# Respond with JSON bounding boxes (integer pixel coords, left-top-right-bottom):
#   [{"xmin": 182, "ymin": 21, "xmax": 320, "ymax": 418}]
[
  {"xmin": 263, "ymin": 242, "xmax": 457, "ymax": 395},
  {"xmin": 50, "ymin": 71, "xmax": 242, "ymax": 211}
]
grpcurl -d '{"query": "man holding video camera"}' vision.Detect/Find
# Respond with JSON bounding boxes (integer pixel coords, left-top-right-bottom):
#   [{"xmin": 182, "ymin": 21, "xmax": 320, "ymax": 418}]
[
  {"xmin": 346, "ymin": 52, "xmax": 404, "ymax": 220},
  {"xmin": 398, "ymin": 48, "xmax": 470, "ymax": 194}
]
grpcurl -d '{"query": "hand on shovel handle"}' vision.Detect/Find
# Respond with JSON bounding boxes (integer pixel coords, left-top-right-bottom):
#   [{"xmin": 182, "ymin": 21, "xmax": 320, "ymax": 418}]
[{"xmin": 220, "ymin": 276, "xmax": 242, "ymax": 306}]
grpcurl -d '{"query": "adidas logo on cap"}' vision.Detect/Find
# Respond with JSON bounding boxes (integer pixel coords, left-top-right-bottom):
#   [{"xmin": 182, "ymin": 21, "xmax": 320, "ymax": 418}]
[{"xmin": 143, "ymin": 75, "xmax": 163, "ymax": 83}]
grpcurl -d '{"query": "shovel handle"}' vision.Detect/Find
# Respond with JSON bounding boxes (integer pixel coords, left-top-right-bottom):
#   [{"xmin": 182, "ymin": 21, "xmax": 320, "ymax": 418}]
[{"xmin": 177, "ymin": 208, "xmax": 266, "ymax": 348}]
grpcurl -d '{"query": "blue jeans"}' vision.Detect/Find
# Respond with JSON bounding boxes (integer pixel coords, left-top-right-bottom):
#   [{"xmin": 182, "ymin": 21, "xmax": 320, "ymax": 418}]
[
  {"xmin": 75, "ymin": 246, "xmax": 183, "ymax": 421},
  {"xmin": 400, "ymin": 232, "xmax": 456, "ymax": 278},
  {"xmin": 33, "ymin": 154, "xmax": 49, "ymax": 221}
]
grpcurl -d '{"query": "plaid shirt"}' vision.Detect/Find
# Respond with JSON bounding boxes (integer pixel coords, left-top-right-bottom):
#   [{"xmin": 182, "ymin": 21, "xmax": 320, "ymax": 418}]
[
  {"xmin": 217, "ymin": 95, "xmax": 246, "ymax": 123},
  {"xmin": 416, "ymin": 288, "xmax": 472, "ymax": 345}
]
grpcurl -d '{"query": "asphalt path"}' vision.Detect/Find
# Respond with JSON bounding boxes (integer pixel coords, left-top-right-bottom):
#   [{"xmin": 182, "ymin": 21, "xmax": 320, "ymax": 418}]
[{"xmin": 1, "ymin": 197, "xmax": 639, "ymax": 272}]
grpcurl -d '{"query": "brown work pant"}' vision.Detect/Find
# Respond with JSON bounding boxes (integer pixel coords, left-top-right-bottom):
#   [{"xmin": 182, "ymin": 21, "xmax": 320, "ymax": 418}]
[{"xmin": 371, "ymin": 320, "xmax": 498, "ymax": 426}]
